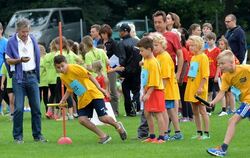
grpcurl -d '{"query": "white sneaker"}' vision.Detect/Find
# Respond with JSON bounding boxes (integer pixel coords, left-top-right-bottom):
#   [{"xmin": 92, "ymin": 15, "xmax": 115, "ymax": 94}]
[
  {"xmin": 68, "ymin": 115, "xmax": 74, "ymax": 120},
  {"xmin": 218, "ymin": 111, "xmax": 228, "ymax": 117}
]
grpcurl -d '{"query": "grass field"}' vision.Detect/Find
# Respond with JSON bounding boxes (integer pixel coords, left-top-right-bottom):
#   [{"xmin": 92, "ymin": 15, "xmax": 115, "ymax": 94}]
[{"xmin": 0, "ymin": 101, "xmax": 249, "ymax": 158}]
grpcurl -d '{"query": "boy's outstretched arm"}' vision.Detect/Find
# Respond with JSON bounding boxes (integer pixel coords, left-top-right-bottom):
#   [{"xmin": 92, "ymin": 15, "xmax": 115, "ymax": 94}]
[
  {"xmin": 59, "ymin": 90, "xmax": 71, "ymax": 105},
  {"xmin": 210, "ymin": 90, "xmax": 225, "ymax": 106}
]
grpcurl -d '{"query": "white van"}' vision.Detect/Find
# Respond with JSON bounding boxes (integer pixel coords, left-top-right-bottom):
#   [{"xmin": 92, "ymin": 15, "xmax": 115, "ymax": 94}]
[{"xmin": 4, "ymin": 7, "xmax": 86, "ymax": 49}]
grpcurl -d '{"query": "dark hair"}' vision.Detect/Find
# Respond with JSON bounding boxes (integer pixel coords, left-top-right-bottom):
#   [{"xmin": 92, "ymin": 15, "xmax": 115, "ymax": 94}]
[
  {"xmin": 188, "ymin": 23, "xmax": 200, "ymax": 35},
  {"xmin": 178, "ymin": 27, "xmax": 189, "ymax": 47},
  {"xmin": 137, "ymin": 37, "xmax": 153, "ymax": 50},
  {"xmin": 99, "ymin": 24, "xmax": 112, "ymax": 38},
  {"xmin": 54, "ymin": 55, "xmax": 67, "ymax": 65},
  {"xmin": 168, "ymin": 12, "xmax": 181, "ymax": 28},
  {"xmin": 152, "ymin": 10, "xmax": 167, "ymax": 22},
  {"xmin": 202, "ymin": 23, "xmax": 213, "ymax": 31}
]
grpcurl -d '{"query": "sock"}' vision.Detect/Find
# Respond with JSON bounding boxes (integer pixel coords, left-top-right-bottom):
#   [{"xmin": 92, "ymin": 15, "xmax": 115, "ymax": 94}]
[
  {"xmin": 175, "ymin": 131, "xmax": 180, "ymax": 134},
  {"xmin": 222, "ymin": 107, "xmax": 226, "ymax": 112},
  {"xmin": 204, "ymin": 131, "xmax": 209, "ymax": 137},
  {"xmin": 197, "ymin": 130, "xmax": 203, "ymax": 136},
  {"xmin": 221, "ymin": 143, "xmax": 228, "ymax": 152},
  {"xmin": 158, "ymin": 135, "xmax": 164, "ymax": 140},
  {"xmin": 149, "ymin": 134, "xmax": 156, "ymax": 139}
]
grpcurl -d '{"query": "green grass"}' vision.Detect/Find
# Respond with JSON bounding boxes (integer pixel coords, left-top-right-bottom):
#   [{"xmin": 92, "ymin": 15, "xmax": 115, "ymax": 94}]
[{"xmin": 0, "ymin": 102, "xmax": 249, "ymax": 158}]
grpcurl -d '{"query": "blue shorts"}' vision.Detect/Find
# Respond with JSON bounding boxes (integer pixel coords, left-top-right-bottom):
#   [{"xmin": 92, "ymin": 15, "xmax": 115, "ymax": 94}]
[
  {"xmin": 77, "ymin": 99, "xmax": 107, "ymax": 118},
  {"xmin": 235, "ymin": 103, "xmax": 250, "ymax": 118},
  {"xmin": 165, "ymin": 100, "xmax": 175, "ymax": 109}
]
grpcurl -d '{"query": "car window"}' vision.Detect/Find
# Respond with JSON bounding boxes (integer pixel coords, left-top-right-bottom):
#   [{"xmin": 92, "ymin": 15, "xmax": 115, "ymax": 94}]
[
  {"xmin": 8, "ymin": 11, "xmax": 50, "ymax": 28},
  {"xmin": 61, "ymin": 10, "xmax": 83, "ymax": 24},
  {"xmin": 50, "ymin": 11, "xmax": 60, "ymax": 26}
]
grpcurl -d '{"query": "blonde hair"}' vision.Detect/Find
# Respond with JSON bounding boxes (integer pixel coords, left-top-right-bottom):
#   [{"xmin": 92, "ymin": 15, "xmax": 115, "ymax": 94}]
[
  {"xmin": 92, "ymin": 60, "xmax": 103, "ymax": 73},
  {"xmin": 188, "ymin": 35, "xmax": 204, "ymax": 51},
  {"xmin": 39, "ymin": 44, "xmax": 46, "ymax": 56},
  {"xmin": 150, "ymin": 32, "xmax": 167, "ymax": 50},
  {"xmin": 217, "ymin": 50, "xmax": 234, "ymax": 63},
  {"xmin": 81, "ymin": 35, "xmax": 93, "ymax": 51}
]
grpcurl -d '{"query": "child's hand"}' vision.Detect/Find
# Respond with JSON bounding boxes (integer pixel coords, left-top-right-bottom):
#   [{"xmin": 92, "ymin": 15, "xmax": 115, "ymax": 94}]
[
  {"xmin": 210, "ymin": 101, "xmax": 215, "ymax": 107},
  {"xmin": 142, "ymin": 94, "xmax": 149, "ymax": 102},
  {"xmin": 115, "ymin": 66, "xmax": 125, "ymax": 72},
  {"xmin": 59, "ymin": 99, "xmax": 66, "ymax": 106},
  {"xmin": 196, "ymin": 88, "xmax": 203, "ymax": 95},
  {"xmin": 139, "ymin": 61, "xmax": 144, "ymax": 66},
  {"xmin": 214, "ymin": 77, "xmax": 218, "ymax": 83}
]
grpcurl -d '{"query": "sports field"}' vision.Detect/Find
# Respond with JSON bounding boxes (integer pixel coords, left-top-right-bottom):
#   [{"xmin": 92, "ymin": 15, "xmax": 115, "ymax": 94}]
[{"xmin": 0, "ymin": 101, "xmax": 249, "ymax": 158}]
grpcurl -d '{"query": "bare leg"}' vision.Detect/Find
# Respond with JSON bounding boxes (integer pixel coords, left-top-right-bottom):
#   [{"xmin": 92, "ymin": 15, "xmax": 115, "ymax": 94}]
[
  {"xmin": 223, "ymin": 114, "xmax": 242, "ymax": 144},
  {"xmin": 191, "ymin": 104, "xmax": 202, "ymax": 131},
  {"xmin": 155, "ymin": 112, "xmax": 166, "ymax": 136},
  {"xmin": 199, "ymin": 105, "xmax": 210, "ymax": 132},
  {"xmin": 144, "ymin": 110, "xmax": 154, "ymax": 134},
  {"xmin": 168, "ymin": 108, "xmax": 180, "ymax": 131},
  {"xmin": 78, "ymin": 116, "xmax": 106, "ymax": 138},
  {"xmin": 163, "ymin": 110, "xmax": 169, "ymax": 133}
]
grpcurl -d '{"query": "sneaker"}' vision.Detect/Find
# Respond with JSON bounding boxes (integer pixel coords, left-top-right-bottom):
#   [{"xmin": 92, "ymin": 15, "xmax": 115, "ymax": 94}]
[
  {"xmin": 98, "ymin": 135, "xmax": 112, "ymax": 144},
  {"xmin": 45, "ymin": 111, "xmax": 53, "ymax": 119},
  {"xmin": 170, "ymin": 133, "xmax": 184, "ymax": 140},
  {"xmin": 73, "ymin": 113, "xmax": 79, "ymax": 118},
  {"xmin": 34, "ymin": 136, "xmax": 48, "ymax": 143},
  {"xmin": 180, "ymin": 117, "xmax": 190, "ymax": 122},
  {"xmin": 68, "ymin": 115, "xmax": 74, "ymax": 120},
  {"xmin": 207, "ymin": 112, "xmax": 212, "ymax": 116},
  {"xmin": 152, "ymin": 139, "xmax": 165, "ymax": 144},
  {"xmin": 218, "ymin": 111, "xmax": 228, "ymax": 117},
  {"xmin": 164, "ymin": 134, "xmax": 170, "ymax": 141},
  {"xmin": 117, "ymin": 122, "xmax": 127, "ymax": 140},
  {"xmin": 56, "ymin": 116, "xmax": 68, "ymax": 121},
  {"xmin": 202, "ymin": 135, "xmax": 210, "ymax": 140},
  {"xmin": 191, "ymin": 134, "xmax": 202, "ymax": 140},
  {"xmin": 142, "ymin": 137, "xmax": 157, "ymax": 143},
  {"xmin": 207, "ymin": 146, "xmax": 226, "ymax": 157},
  {"xmin": 137, "ymin": 135, "xmax": 148, "ymax": 140},
  {"xmin": 14, "ymin": 138, "xmax": 24, "ymax": 144}
]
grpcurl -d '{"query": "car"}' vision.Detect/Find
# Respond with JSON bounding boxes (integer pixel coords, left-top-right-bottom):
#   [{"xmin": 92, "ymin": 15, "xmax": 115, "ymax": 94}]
[
  {"xmin": 111, "ymin": 19, "xmax": 153, "ymax": 41},
  {"xmin": 4, "ymin": 7, "xmax": 87, "ymax": 50}
]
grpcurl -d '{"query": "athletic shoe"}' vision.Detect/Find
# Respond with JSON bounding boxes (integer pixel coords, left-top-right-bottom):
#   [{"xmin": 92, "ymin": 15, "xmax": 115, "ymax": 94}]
[
  {"xmin": 207, "ymin": 146, "xmax": 226, "ymax": 157},
  {"xmin": 202, "ymin": 135, "xmax": 210, "ymax": 140},
  {"xmin": 218, "ymin": 111, "xmax": 228, "ymax": 117},
  {"xmin": 34, "ymin": 136, "xmax": 48, "ymax": 143},
  {"xmin": 45, "ymin": 111, "xmax": 53, "ymax": 119},
  {"xmin": 142, "ymin": 137, "xmax": 157, "ymax": 143},
  {"xmin": 117, "ymin": 122, "xmax": 127, "ymax": 140},
  {"xmin": 152, "ymin": 139, "xmax": 165, "ymax": 144},
  {"xmin": 170, "ymin": 133, "xmax": 184, "ymax": 140},
  {"xmin": 180, "ymin": 117, "xmax": 190, "ymax": 122},
  {"xmin": 164, "ymin": 134, "xmax": 170, "ymax": 141},
  {"xmin": 68, "ymin": 115, "xmax": 74, "ymax": 120},
  {"xmin": 14, "ymin": 138, "xmax": 24, "ymax": 144},
  {"xmin": 191, "ymin": 134, "xmax": 202, "ymax": 140},
  {"xmin": 98, "ymin": 135, "xmax": 112, "ymax": 144}
]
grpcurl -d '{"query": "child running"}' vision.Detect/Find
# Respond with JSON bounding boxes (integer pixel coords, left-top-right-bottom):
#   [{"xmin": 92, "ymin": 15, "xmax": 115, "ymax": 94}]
[
  {"xmin": 54, "ymin": 55, "xmax": 127, "ymax": 144},
  {"xmin": 184, "ymin": 35, "xmax": 210, "ymax": 140},
  {"xmin": 207, "ymin": 50, "xmax": 250, "ymax": 157},
  {"xmin": 137, "ymin": 37, "xmax": 166, "ymax": 143}
]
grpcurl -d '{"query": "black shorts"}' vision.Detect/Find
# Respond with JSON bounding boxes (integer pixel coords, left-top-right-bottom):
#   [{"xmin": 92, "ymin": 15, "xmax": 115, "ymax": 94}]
[
  {"xmin": 208, "ymin": 78, "xmax": 220, "ymax": 92},
  {"xmin": 77, "ymin": 99, "xmax": 107, "ymax": 118},
  {"xmin": 6, "ymin": 88, "xmax": 13, "ymax": 94}
]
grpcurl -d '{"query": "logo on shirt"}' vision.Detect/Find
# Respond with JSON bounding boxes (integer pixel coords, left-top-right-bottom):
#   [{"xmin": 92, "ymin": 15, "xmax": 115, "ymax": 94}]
[{"xmin": 239, "ymin": 77, "xmax": 247, "ymax": 83}]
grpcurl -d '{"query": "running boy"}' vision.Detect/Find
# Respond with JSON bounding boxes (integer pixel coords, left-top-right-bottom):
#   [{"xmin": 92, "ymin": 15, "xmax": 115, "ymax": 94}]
[
  {"xmin": 137, "ymin": 37, "xmax": 166, "ymax": 143},
  {"xmin": 207, "ymin": 50, "xmax": 250, "ymax": 157},
  {"xmin": 54, "ymin": 55, "xmax": 127, "ymax": 144}
]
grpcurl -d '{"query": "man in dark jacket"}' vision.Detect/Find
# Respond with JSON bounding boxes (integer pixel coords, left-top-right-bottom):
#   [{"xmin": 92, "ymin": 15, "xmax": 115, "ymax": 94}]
[
  {"xmin": 224, "ymin": 14, "xmax": 247, "ymax": 64},
  {"xmin": 118, "ymin": 23, "xmax": 142, "ymax": 116}
]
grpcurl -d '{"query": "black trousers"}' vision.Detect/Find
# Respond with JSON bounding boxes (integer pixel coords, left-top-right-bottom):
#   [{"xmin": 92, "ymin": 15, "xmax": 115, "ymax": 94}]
[{"xmin": 122, "ymin": 73, "xmax": 141, "ymax": 115}]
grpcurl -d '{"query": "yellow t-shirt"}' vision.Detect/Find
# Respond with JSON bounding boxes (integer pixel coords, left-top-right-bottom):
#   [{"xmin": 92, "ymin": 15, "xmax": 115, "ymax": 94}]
[
  {"xmin": 60, "ymin": 64, "xmax": 104, "ymax": 109},
  {"xmin": 142, "ymin": 57, "xmax": 164, "ymax": 90},
  {"xmin": 184, "ymin": 53, "xmax": 209, "ymax": 102},
  {"xmin": 156, "ymin": 52, "xmax": 180, "ymax": 100},
  {"xmin": 221, "ymin": 65, "xmax": 250, "ymax": 103}
]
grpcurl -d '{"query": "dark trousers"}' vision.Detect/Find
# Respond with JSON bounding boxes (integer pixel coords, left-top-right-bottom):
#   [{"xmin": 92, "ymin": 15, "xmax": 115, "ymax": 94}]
[
  {"xmin": 122, "ymin": 73, "xmax": 141, "ymax": 115},
  {"xmin": 39, "ymin": 86, "xmax": 48, "ymax": 112},
  {"xmin": 179, "ymin": 82, "xmax": 193, "ymax": 118}
]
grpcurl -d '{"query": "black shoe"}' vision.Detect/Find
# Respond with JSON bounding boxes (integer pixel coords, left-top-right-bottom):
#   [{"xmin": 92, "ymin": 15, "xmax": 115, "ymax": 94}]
[
  {"xmin": 14, "ymin": 138, "xmax": 24, "ymax": 144},
  {"xmin": 127, "ymin": 113, "xmax": 136, "ymax": 117},
  {"xmin": 34, "ymin": 136, "xmax": 48, "ymax": 143}
]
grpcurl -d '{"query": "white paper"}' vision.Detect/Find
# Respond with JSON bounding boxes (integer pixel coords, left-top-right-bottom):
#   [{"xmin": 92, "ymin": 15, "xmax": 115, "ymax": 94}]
[{"xmin": 109, "ymin": 55, "xmax": 120, "ymax": 68}]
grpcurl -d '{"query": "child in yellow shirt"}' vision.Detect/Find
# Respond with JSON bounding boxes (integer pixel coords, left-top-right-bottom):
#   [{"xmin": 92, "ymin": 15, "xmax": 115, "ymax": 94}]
[
  {"xmin": 151, "ymin": 32, "xmax": 183, "ymax": 140},
  {"xmin": 53, "ymin": 55, "xmax": 127, "ymax": 144},
  {"xmin": 207, "ymin": 50, "xmax": 250, "ymax": 157},
  {"xmin": 137, "ymin": 37, "xmax": 166, "ymax": 143},
  {"xmin": 184, "ymin": 35, "xmax": 210, "ymax": 140}
]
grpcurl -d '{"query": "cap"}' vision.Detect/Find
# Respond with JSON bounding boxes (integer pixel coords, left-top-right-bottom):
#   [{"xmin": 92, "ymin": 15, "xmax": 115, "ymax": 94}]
[{"xmin": 119, "ymin": 23, "xmax": 131, "ymax": 32}]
